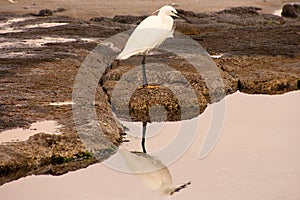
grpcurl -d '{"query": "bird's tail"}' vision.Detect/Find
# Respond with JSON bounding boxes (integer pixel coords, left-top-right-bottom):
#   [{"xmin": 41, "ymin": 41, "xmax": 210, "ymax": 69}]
[
  {"xmin": 169, "ymin": 181, "xmax": 191, "ymax": 195},
  {"xmin": 115, "ymin": 50, "xmax": 134, "ymax": 60}
]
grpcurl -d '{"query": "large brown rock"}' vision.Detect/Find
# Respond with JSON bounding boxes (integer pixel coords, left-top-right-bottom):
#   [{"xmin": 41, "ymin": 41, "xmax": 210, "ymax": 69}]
[{"xmin": 281, "ymin": 4, "xmax": 300, "ymax": 18}]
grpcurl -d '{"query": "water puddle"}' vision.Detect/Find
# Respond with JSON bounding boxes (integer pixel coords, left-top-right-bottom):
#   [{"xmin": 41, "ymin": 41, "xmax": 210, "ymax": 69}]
[
  {"xmin": 0, "ymin": 51, "xmax": 37, "ymax": 58},
  {"xmin": 24, "ymin": 22, "xmax": 69, "ymax": 29},
  {"xmin": 0, "ymin": 36, "xmax": 98, "ymax": 51},
  {"xmin": 210, "ymin": 54, "xmax": 223, "ymax": 59},
  {"xmin": 0, "ymin": 91, "xmax": 299, "ymax": 199},
  {"xmin": 0, "ymin": 27, "xmax": 24, "ymax": 34},
  {"xmin": 0, "ymin": 17, "xmax": 33, "ymax": 27},
  {"xmin": 49, "ymin": 101, "xmax": 74, "ymax": 106},
  {"xmin": 0, "ymin": 120, "xmax": 62, "ymax": 144},
  {"xmin": 80, "ymin": 38, "xmax": 99, "ymax": 43},
  {"xmin": 0, "ymin": 37, "xmax": 77, "ymax": 49},
  {"xmin": 0, "ymin": 17, "xmax": 33, "ymax": 34},
  {"xmin": 0, "ymin": 17, "xmax": 69, "ymax": 34},
  {"xmin": 0, "ymin": 17, "xmax": 97, "ymax": 59}
]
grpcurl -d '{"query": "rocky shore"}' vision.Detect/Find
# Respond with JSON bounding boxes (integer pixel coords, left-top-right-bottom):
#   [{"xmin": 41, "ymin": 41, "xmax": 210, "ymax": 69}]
[{"xmin": 0, "ymin": 6, "xmax": 299, "ymax": 185}]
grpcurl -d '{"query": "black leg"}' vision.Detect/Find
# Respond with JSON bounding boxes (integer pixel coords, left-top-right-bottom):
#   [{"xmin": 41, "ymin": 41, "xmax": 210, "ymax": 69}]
[
  {"xmin": 141, "ymin": 121, "xmax": 147, "ymax": 153},
  {"xmin": 141, "ymin": 54, "xmax": 148, "ymax": 87}
]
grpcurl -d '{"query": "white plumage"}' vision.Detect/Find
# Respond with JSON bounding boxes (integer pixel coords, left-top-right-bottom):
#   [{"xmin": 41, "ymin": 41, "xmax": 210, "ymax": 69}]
[
  {"xmin": 119, "ymin": 149, "xmax": 191, "ymax": 196},
  {"xmin": 116, "ymin": 5, "xmax": 178, "ymax": 60}
]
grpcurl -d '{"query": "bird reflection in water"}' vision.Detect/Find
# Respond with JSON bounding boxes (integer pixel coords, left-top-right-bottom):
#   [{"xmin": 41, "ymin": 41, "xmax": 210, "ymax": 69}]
[
  {"xmin": 120, "ymin": 121, "xmax": 191, "ymax": 197},
  {"xmin": 120, "ymin": 150, "xmax": 191, "ymax": 196},
  {"xmin": 141, "ymin": 121, "xmax": 147, "ymax": 153}
]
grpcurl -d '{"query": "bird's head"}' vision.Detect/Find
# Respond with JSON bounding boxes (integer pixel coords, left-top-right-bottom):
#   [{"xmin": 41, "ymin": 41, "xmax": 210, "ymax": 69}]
[
  {"xmin": 157, "ymin": 5, "xmax": 191, "ymax": 23},
  {"xmin": 157, "ymin": 5, "xmax": 178, "ymax": 17}
]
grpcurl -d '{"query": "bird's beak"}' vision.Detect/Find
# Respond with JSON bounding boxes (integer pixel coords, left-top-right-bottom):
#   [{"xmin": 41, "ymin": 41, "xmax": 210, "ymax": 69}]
[{"xmin": 172, "ymin": 12, "xmax": 192, "ymax": 23}]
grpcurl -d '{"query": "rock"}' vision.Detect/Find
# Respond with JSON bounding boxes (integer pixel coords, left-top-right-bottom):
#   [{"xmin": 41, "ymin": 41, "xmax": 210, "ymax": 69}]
[
  {"xmin": 177, "ymin": 9, "xmax": 209, "ymax": 18},
  {"xmin": 90, "ymin": 16, "xmax": 106, "ymax": 22},
  {"xmin": 281, "ymin": 4, "xmax": 300, "ymax": 18},
  {"xmin": 54, "ymin": 7, "xmax": 66, "ymax": 13},
  {"xmin": 0, "ymin": 134, "xmax": 97, "ymax": 185},
  {"xmin": 128, "ymin": 87, "xmax": 182, "ymax": 122},
  {"xmin": 112, "ymin": 15, "xmax": 147, "ymax": 24},
  {"xmin": 36, "ymin": 9, "xmax": 53, "ymax": 17},
  {"xmin": 217, "ymin": 6, "xmax": 261, "ymax": 15}
]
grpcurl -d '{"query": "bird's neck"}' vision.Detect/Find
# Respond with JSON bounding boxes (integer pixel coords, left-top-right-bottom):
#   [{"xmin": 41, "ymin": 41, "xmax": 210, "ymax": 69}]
[
  {"xmin": 157, "ymin": 14, "xmax": 174, "ymax": 29},
  {"xmin": 157, "ymin": 12, "xmax": 169, "ymax": 19}
]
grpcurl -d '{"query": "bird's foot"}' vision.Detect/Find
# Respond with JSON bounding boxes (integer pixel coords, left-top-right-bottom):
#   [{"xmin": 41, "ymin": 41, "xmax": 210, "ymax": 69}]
[{"xmin": 138, "ymin": 84, "xmax": 160, "ymax": 89}]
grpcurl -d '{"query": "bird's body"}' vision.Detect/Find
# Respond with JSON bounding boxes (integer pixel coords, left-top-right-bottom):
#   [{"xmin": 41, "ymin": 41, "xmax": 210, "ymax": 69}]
[
  {"xmin": 120, "ymin": 149, "xmax": 191, "ymax": 196},
  {"xmin": 115, "ymin": 8, "xmax": 192, "ymax": 195},
  {"xmin": 116, "ymin": 5, "xmax": 176, "ymax": 60}
]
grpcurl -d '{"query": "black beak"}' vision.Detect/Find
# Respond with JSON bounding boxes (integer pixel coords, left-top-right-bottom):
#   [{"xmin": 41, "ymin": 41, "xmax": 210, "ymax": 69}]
[{"xmin": 173, "ymin": 12, "xmax": 192, "ymax": 23}]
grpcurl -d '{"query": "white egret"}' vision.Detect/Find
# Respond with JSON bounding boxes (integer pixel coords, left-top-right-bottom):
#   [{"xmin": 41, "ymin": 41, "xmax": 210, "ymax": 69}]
[
  {"xmin": 119, "ymin": 149, "xmax": 191, "ymax": 196},
  {"xmin": 116, "ymin": 5, "xmax": 190, "ymax": 88}
]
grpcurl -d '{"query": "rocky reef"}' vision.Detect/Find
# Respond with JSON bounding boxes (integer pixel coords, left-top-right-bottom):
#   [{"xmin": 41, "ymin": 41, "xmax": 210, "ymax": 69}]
[{"xmin": 0, "ymin": 6, "xmax": 299, "ymax": 185}]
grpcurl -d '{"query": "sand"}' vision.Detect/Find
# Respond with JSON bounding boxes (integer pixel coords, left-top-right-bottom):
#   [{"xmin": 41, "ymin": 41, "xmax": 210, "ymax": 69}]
[
  {"xmin": 0, "ymin": 91, "xmax": 299, "ymax": 200},
  {"xmin": 1, "ymin": 0, "xmax": 299, "ymax": 19}
]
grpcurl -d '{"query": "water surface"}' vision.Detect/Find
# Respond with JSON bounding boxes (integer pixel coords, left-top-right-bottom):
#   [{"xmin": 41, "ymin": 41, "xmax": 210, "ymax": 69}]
[{"xmin": 0, "ymin": 91, "xmax": 299, "ymax": 200}]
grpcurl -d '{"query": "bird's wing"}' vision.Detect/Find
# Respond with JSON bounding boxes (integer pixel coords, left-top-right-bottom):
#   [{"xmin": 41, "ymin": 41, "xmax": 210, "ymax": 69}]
[{"xmin": 117, "ymin": 16, "xmax": 171, "ymax": 60}]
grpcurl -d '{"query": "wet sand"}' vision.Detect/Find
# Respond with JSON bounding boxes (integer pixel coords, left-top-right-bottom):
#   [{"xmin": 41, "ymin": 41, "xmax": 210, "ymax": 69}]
[
  {"xmin": 1, "ymin": 0, "xmax": 299, "ymax": 19},
  {"xmin": 0, "ymin": 91, "xmax": 299, "ymax": 199}
]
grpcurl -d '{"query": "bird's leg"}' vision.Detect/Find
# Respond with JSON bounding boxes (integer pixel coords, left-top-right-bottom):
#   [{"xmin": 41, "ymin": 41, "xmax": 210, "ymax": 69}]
[
  {"xmin": 139, "ymin": 54, "xmax": 160, "ymax": 89},
  {"xmin": 141, "ymin": 54, "xmax": 148, "ymax": 87},
  {"xmin": 141, "ymin": 121, "xmax": 147, "ymax": 153}
]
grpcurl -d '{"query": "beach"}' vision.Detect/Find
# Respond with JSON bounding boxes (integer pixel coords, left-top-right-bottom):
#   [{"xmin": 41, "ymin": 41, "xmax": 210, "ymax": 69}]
[{"xmin": 0, "ymin": 0, "xmax": 300, "ymax": 198}]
